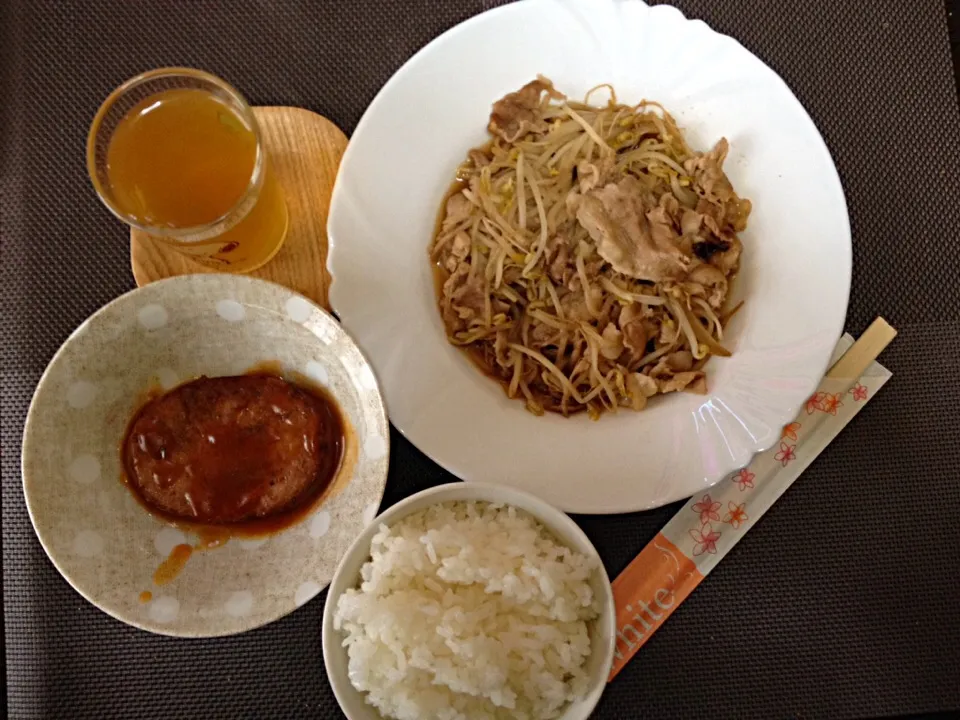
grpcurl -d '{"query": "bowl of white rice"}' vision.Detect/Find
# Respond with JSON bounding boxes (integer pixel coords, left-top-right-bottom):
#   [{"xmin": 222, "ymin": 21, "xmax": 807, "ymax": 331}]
[{"xmin": 322, "ymin": 482, "xmax": 616, "ymax": 720}]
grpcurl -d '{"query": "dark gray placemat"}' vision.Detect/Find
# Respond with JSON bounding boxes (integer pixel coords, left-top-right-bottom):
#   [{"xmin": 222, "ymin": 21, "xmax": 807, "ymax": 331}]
[{"xmin": 3, "ymin": 0, "xmax": 960, "ymax": 718}]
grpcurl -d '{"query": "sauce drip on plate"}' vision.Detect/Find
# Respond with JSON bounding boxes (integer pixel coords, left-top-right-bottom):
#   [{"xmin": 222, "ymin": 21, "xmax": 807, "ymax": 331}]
[{"xmin": 153, "ymin": 544, "xmax": 193, "ymax": 586}]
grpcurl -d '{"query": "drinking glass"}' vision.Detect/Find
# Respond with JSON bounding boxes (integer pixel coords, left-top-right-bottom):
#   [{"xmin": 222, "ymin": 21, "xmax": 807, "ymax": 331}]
[{"xmin": 87, "ymin": 68, "xmax": 288, "ymax": 273}]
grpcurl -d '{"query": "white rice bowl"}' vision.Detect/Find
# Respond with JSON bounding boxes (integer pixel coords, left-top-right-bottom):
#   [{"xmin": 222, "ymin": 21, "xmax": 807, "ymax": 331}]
[{"xmin": 328, "ymin": 494, "xmax": 614, "ymax": 720}]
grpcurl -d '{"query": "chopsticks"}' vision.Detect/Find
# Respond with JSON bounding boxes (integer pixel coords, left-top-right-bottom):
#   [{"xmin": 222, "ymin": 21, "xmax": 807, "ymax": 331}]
[
  {"xmin": 608, "ymin": 318, "xmax": 897, "ymax": 681},
  {"xmin": 826, "ymin": 317, "xmax": 897, "ymax": 380}
]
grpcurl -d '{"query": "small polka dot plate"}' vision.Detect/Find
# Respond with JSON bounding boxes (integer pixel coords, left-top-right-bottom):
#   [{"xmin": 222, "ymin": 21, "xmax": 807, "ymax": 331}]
[{"xmin": 21, "ymin": 274, "xmax": 389, "ymax": 636}]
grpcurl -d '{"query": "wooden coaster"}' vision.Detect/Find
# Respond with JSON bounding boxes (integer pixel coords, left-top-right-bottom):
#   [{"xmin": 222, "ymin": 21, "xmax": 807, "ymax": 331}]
[{"xmin": 130, "ymin": 106, "xmax": 348, "ymax": 310}]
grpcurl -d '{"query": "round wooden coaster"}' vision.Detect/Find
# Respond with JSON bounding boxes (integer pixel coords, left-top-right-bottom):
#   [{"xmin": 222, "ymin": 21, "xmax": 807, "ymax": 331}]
[{"xmin": 130, "ymin": 106, "xmax": 347, "ymax": 310}]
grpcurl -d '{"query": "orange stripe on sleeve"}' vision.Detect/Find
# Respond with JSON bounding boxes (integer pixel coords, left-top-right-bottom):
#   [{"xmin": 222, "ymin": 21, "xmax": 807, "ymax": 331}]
[{"xmin": 609, "ymin": 532, "xmax": 704, "ymax": 681}]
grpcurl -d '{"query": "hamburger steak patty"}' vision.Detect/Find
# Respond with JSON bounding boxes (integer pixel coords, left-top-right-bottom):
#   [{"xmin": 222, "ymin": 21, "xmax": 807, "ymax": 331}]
[{"xmin": 122, "ymin": 374, "xmax": 344, "ymax": 524}]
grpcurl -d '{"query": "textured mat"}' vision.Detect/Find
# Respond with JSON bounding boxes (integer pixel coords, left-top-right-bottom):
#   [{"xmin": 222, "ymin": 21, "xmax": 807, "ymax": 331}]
[{"xmin": 3, "ymin": 1, "xmax": 960, "ymax": 718}]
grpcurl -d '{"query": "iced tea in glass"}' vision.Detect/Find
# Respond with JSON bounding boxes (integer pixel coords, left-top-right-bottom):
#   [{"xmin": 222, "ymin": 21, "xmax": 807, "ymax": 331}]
[{"xmin": 88, "ymin": 68, "xmax": 288, "ymax": 273}]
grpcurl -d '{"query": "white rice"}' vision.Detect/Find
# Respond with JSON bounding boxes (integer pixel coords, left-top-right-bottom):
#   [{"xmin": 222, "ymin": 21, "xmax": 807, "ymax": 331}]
[{"xmin": 333, "ymin": 501, "xmax": 600, "ymax": 720}]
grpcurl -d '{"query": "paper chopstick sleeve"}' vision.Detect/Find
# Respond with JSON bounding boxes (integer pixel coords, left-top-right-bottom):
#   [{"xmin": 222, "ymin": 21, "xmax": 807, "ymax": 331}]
[{"xmin": 609, "ymin": 534, "xmax": 703, "ymax": 680}]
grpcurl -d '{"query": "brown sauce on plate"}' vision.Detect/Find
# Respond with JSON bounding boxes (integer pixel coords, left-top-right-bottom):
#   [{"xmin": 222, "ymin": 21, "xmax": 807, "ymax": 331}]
[
  {"xmin": 153, "ymin": 544, "xmax": 193, "ymax": 586},
  {"xmin": 122, "ymin": 366, "xmax": 348, "ymax": 587},
  {"xmin": 122, "ymin": 370, "xmax": 344, "ymax": 531}
]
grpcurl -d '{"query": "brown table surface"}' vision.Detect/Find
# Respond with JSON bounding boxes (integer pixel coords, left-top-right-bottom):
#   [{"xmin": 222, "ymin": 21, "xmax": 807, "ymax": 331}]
[{"xmin": 4, "ymin": 1, "xmax": 960, "ymax": 718}]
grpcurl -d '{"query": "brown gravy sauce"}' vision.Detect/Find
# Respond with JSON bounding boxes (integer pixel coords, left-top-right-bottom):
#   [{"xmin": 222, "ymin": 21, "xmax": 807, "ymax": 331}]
[
  {"xmin": 153, "ymin": 544, "xmax": 192, "ymax": 586},
  {"xmin": 122, "ymin": 363, "xmax": 348, "ymax": 588}
]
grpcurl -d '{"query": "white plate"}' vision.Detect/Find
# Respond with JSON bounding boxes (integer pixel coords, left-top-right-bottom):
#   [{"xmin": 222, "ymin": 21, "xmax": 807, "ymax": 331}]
[
  {"xmin": 327, "ymin": 0, "xmax": 851, "ymax": 513},
  {"xmin": 22, "ymin": 275, "xmax": 389, "ymax": 636}
]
